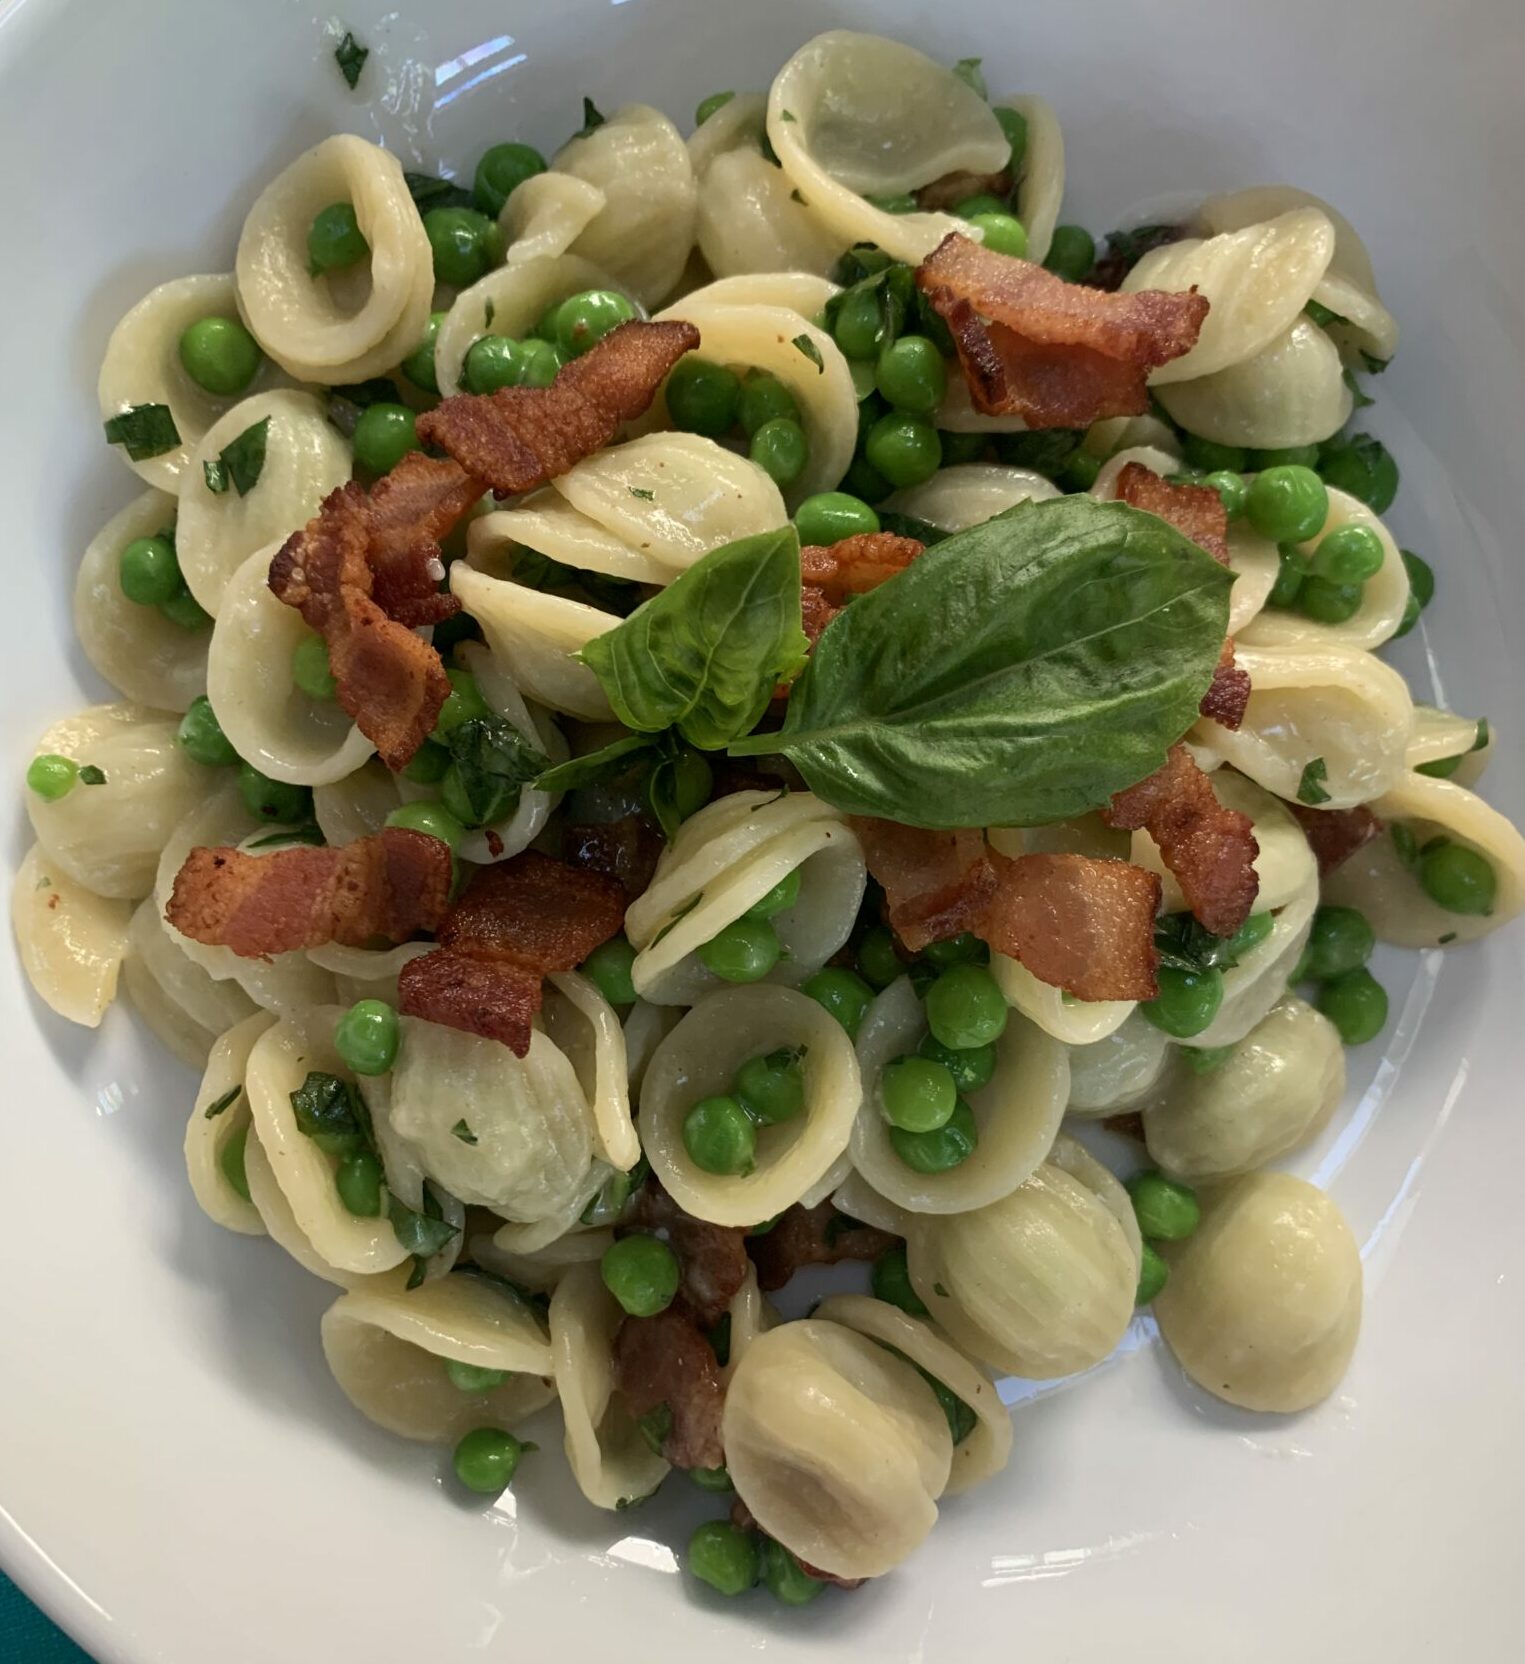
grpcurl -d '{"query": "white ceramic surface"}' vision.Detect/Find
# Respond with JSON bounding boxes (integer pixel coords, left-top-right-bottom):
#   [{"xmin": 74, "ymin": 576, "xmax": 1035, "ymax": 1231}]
[{"xmin": 2, "ymin": 0, "xmax": 1522, "ymax": 1659}]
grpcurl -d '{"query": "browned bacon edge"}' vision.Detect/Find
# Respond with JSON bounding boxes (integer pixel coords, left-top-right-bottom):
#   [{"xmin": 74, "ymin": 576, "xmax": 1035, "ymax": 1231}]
[
  {"xmin": 799, "ymin": 531, "xmax": 926, "ymax": 647},
  {"xmin": 611, "ymin": 1309, "xmax": 726, "ymax": 1471},
  {"xmin": 746, "ymin": 1201, "xmax": 898, "ymax": 1293},
  {"xmin": 1288, "ymin": 802, "xmax": 1383, "ymax": 875}
]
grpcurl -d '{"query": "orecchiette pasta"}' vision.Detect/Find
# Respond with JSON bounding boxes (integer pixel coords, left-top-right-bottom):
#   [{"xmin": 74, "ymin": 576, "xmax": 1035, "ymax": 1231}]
[
  {"xmin": 122, "ymin": 896, "xmax": 258, "ymax": 1068},
  {"xmin": 11, "ymin": 843, "xmax": 131, "ymax": 1027},
  {"xmin": 183, "ymin": 1012, "xmax": 275, "ymax": 1235},
  {"xmin": 1004, "ymin": 94, "xmax": 1064, "ymax": 266},
  {"xmin": 884, "ymin": 462, "xmax": 1060, "ymax": 533},
  {"xmin": 542, "ymin": 971, "xmax": 639, "ymax": 1173},
  {"xmin": 1064, "ymin": 1010, "xmax": 1171, "ymax": 1117},
  {"xmin": 499, "ymin": 172, "xmax": 607, "ymax": 267}
]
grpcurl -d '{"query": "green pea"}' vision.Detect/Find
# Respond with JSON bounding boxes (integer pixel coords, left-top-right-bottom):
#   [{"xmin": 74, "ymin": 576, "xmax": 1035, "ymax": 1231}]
[
  {"xmin": 444, "ymin": 1358, "xmax": 510, "ymax": 1394},
  {"xmin": 867, "ymin": 192, "xmax": 918, "ymax": 214},
  {"xmin": 401, "ymin": 739, "xmax": 450, "ymax": 785},
  {"xmin": 668, "ymin": 748, "xmax": 713, "ymax": 821},
  {"xmin": 1311, "ymin": 523, "xmax": 1384, "ymax": 585},
  {"xmin": 689, "ymin": 1520, "xmax": 759, "ymax": 1597},
  {"xmin": 600, "ymin": 1233, "xmax": 680, "ymax": 1316},
  {"xmin": 1303, "ymin": 905, "xmax": 1375, "ymax": 980},
  {"xmin": 1141, "ymin": 965, "xmax": 1224, "ymax": 1038},
  {"xmin": 683, "ymin": 1092, "xmax": 758, "ymax": 1174},
  {"xmin": 25, "ymin": 754, "xmax": 79, "ymax": 800},
  {"xmin": 922, "ymin": 932, "xmax": 986, "ymax": 970},
  {"xmin": 291, "ymin": 633, "xmax": 337, "ymax": 701},
  {"xmin": 473, "ymin": 140, "xmax": 548, "ymax": 217},
  {"xmin": 802, "ymin": 967, "xmax": 875, "ymax": 1038},
  {"xmin": 745, "ymin": 868, "xmax": 801, "ymax": 920},
  {"xmin": 515, "ymin": 337, "xmax": 563, "ymax": 387},
  {"xmin": 1267, "ymin": 543, "xmax": 1307, "ymax": 610},
  {"xmin": 738, "ymin": 371, "xmax": 801, "ymax": 436},
  {"xmin": 1200, "ymin": 469, "xmax": 1249, "ymax": 519},
  {"xmin": 924, "ymin": 963, "xmax": 1008, "ymax": 1050},
  {"xmin": 871, "ymin": 1241, "xmax": 928, "ymax": 1315},
  {"xmin": 690, "ymin": 1465, "xmax": 733, "ymax": 1492},
  {"xmin": 880, "ymin": 1055, "xmax": 957, "ymax": 1132},
  {"xmin": 857, "ymin": 926, "xmax": 905, "ymax": 989},
  {"xmin": 424, "ymin": 206, "xmax": 497, "ymax": 287},
  {"xmin": 384, "ymin": 801, "xmax": 466, "ymax": 852},
  {"xmin": 874, "ymin": 335, "xmax": 948, "ymax": 417},
  {"xmin": 1418, "ymin": 841, "xmax": 1496, "ymax": 915},
  {"xmin": 695, "ymin": 90, "xmax": 736, "ymax": 127},
  {"xmin": 1317, "ymin": 967, "xmax": 1388, "ymax": 1044},
  {"xmin": 334, "ymin": 998, "xmax": 400, "ymax": 1077},
  {"xmin": 178, "ymin": 316, "xmax": 262, "ymax": 397},
  {"xmin": 238, "ymin": 763, "xmax": 312, "ymax": 825},
  {"xmin": 992, "ymin": 105, "xmax": 1028, "ymax": 170},
  {"xmin": 865, "ymin": 412, "xmax": 942, "ymax": 489},
  {"xmin": 400, "ymin": 311, "xmax": 445, "ymax": 394},
  {"xmin": 968, "ymin": 211, "xmax": 1027, "ymax": 258},
  {"xmin": 666, "ymin": 356, "xmax": 742, "ymax": 437},
  {"xmin": 832, "ymin": 286, "xmax": 888, "ymax": 362},
  {"xmin": 1318, "ymin": 433, "xmax": 1398, "ymax": 513},
  {"xmin": 917, "ymin": 1032, "xmax": 996, "ymax": 1093},
  {"xmin": 749, "ymin": 416, "xmax": 809, "ymax": 486},
  {"xmin": 119, "ymin": 534, "xmax": 182, "ymax": 606},
  {"xmin": 889, "ymin": 1096, "xmax": 978, "ymax": 1174},
  {"xmin": 307, "ymin": 201, "xmax": 368, "ymax": 273},
  {"xmin": 352, "ymin": 403, "xmax": 420, "ymax": 475},
  {"xmin": 1127, "ymin": 1170, "xmax": 1201, "ymax": 1240},
  {"xmin": 463, "ymin": 334, "xmax": 525, "ymax": 394},
  {"xmin": 1245, "ymin": 465, "xmax": 1328, "ymax": 543},
  {"xmin": 1226, "ymin": 911, "xmax": 1274, "ymax": 958},
  {"xmin": 842, "ymin": 454, "xmax": 892, "ymax": 504},
  {"xmin": 1183, "ymin": 436, "xmax": 1248, "ymax": 474},
  {"xmin": 554, "ymin": 289, "xmax": 638, "ymax": 358},
  {"xmin": 176, "ymin": 696, "xmax": 238, "ymax": 767},
  {"xmin": 335, "ymin": 1148, "xmax": 383, "ymax": 1217},
  {"xmin": 1042, "ymin": 223, "xmax": 1096, "ymax": 283},
  {"xmin": 955, "ymin": 192, "xmax": 1008, "ymax": 220},
  {"xmin": 433, "ymin": 668, "xmax": 491, "ymax": 738},
  {"xmin": 697, "ymin": 916, "xmax": 781, "ymax": 983},
  {"xmin": 938, "ymin": 430, "xmax": 988, "ymax": 466},
  {"xmin": 1181, "ymin": 1044, "xmax": 1234, "ymax": 1076},
  {"xmin": 1251, "ymin": 444, "xmax": 1321, "ymax": 470},
  {"xmin": 159, "ymin": 584, "xmax": 213, "ymax": 632},
  {"xmin": 453, "ymin": 1427, "xmax": 530, "ymax": 1495},
  {"xmin": 1136, "ymin": 1241, "xmax": 1169, "ymax": 1304},
  {"xmin": 583, "ymin": 936, "xmax": 637, "ymax": 1006},
  {"xmin": 759, "ymin": 1538, "xmax": 824, "ymax": 1606},
  {"xmin": 794, "ymin": 491, "xmax": 880, "ymax": 547},
  {"xmin": 1392, "ymin": 548, "xmax": 1434, "ymax": 639},
  {"xmin": 1298, "ymin": 576, "xmax": 1363, "ymax": 624},
  {"xmin": 734, "ymin": 1049, "xmax": 806, "ymax": 1124},
  {"xmin": 1058, "ymin": 448, "xmax": 1102, "ymax": 492},
  {"xmin": 220, "ymin": 1125, "xmax": 252, "ymax": 1202}
]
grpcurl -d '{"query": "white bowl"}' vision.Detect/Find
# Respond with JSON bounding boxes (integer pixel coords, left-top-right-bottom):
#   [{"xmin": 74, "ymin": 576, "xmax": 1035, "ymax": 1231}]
[{"xmin": 2, "ymin": 1, "xmax": 1521, "ymax": 1659}]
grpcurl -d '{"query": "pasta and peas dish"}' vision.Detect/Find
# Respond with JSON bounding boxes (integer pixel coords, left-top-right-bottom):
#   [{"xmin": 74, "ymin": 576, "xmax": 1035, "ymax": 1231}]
[{"xmin": 15, "ymin": 27, "xmax": 1524, "ymax": 1610}]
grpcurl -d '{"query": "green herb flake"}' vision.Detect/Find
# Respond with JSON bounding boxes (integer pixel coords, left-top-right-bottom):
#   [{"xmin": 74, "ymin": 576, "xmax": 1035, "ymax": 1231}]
[
  {"xmin": 636, "ymin": 1403, "xmax": 673, "ymax": 1456},
  {"xmin": 1472, "ymin": 718, "xmax": 1490, "ymax": 752},
  {"xmin": 451, "ymin": 1119, "xmax": 478, "ymax": 1145},
  {"xmin": 1438, "ymin": 931, "xmax": 1457, "ymax": 945},
  {"xmin": 1361, "ymin": 351, "xmax": 1391, "ymax": 375},
  {"xmin": 290, "ymin": 1071, "xmax": 364, "ymax": 1144},
  {"xmin": 649, "ymin": 892, "xmax": 701, "ymax": 949},
  {"xmin": 780, "ymin": 109, "xmax": 797, "ymax": 123},
  {"xmin": 203, "ymin": 1085, "xmax": 242, "ymax": 1120},
  {"xmin": 103, "ymin": 404, "xmax": 180, "ymax": 461},
  {"xmin": 952, "ymin": 56, "xmax": 987, "ymax": 99},
  {"xmin": 442, "ymin": 715, "xmax": 551, "ymax": 827},
  {"xmin": 534, "ymin": 730, "xmax": 655, "ymax": 794},
  {"xmin": 217, "ymin": 417, "xmax": 271, "ymax": 497},
  {"xmin": 1343, "ymin": 367, "xmax": 1375, "ymax": 410},
  {"xmin": 203, "ymin": 458, "xmax": 229, "ymax": 495},
  {"xmin": 1303, "ymin": 298, "xmax": 1349, "ymax": 329},
  {"xmin": 483, "ymin": 298, "xmax": 496, "ymax": 328},
  {"xmin": 790, "ymin": 189, "xmax": 805, "ymax": 205},
  {"xmin": 1296, "ymin": 757, "xmax": 1332, "ymax": 806},
  {"xmin": 791, "ymin": 333, "xmax": 825, "ymax": 373},
  {"xmin": 403, "ymin": 171, "xmax": 474, "ymax": 212},
  {"xmin": 387, "ymin": 1189, "xmax": 460, "ymax": 1260},
  {"xmin": 334, "ymin": 30, "xmax": 368, "ymax": 90},
  {"xmin": 629, "ymin": 486, "xmax": 655, "ymax": 501},
  {"xmin": 933, "ymin": 1282, "xmax": 950, "ymax": 1298},
  {"xmin": 1154, "ymin": 912, "xmax": 1242, "ymax": 976},
  {"xmin": 577, "ymin": 96, "xmax": 606, "ymax": 138}
]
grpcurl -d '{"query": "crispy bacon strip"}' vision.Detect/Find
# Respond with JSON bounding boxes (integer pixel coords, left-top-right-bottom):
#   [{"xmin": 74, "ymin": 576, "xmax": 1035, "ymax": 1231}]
[
  {"xmin": 849, "ymin": 820, "xmax": 999, "ymax": 953},
  {"xmin": 166, "ymin": 829, "xmax": 452, "ymax": 958},
  {"xmin": 915, "ymin": 166, "xmax": 1013, "ymax": 213},
  {"xmin": 1200, "ymin": 639, "xmax": 1252, "ymax": 730},
  {"xmin": 746, "ymin": 1202, "xmax": 898, "ymax": 1294},
  {"xmin": 415, "ymin": 320, "xmax": 701, "ymax": 494},
  {"xmin": 1288, "ymin": 802, "xmax": 1382, "ymax": 875},
  {"xmin": 1103, "ymin": 745, "xmax": 1259, "ymax": 936},
  {"xmin": 798, "ymin": 531, "xmax": 925, "ymax": 649},
  {"xmin": 915, "ymin": 233, "xmax": 1208, "ymax": 427},
  {"xmin": 626, "ymin": 1185, "xmax": 750, "ymax": 1328},
  {"xmin": 611, "ymin": 1311, "xmax": 726, "ymax": 1471},
  {"xmin": 269, "ymin": 452, "xmax": 481, "ymax": 768},
  {"xmin": 397, "ymin": 851, "xmax": 625, "ymax": 1056}
]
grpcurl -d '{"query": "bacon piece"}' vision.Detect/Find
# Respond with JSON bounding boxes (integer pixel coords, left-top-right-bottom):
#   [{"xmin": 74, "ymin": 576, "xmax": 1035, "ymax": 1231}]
[
  {"xmin": 1113, "ymin": 461, "xmax": 1228, "ymax": 565},
  {"xmin": 165, "ymin": 829, "xmax": 452, "ymax": 958},
  {"xmin": 1104, "ymin": 745, "xmax": 1259, "ymax": 936},
  {"xmin": 611, "ymin": 1311, "xmax": 725, "ymax": 1471},
  {"xmin": 1088, "ymin": 223, "xmax": 1188, "ymax": 293},
  {"xmin": 915, "ymin": 166, "xmax": 1012, "ymax": 213},
  {"xmin": 1200, "ymin": 638, "xmax": 1251, "ymax": 730},
  {"xmin": 415, "ymin": 320, "xmax": 701, "ymax": 495},
  {"xmin": 800, "ymin": 584, "xmax": 840, "ymax": 648},
  {"xmin": 802, "ymin": 532, "xmax": 925, "ymax": 599},
  {"xmin": 562, "ymin": 815, "xmax": 665, "ymax": 901},
  {"xmin": 915, "ymin": 232, "xmax": 1208, "ymax": 427},
  {"xmin": 980, "ymin": 851, "xmax": 1162, "ymax": 1001},
  {"xmin": 849, "ymin": 819, "xmax": 999, "ymax": 953},
  {"xmin": 1288, "ymin": 802, "xmax": 1382, "ymax": 875},
  {"xmin": 269, "ymin": 452, "xmax": 481, "ymax": 768},
  {"xmin": 746, "ymin": 1202, "xmax": 897, "ymax": 1294},
  {"xmin": 397, "ymin": 851, "xmax": 625, "ymax": 1056},
  {"xmin": 729, "ymin": 1501, "xmax": 865, "ymax": 1591},
  {"xmin": 626, "ymin": 1185, "xmax": 750, "ymax": 1328}
]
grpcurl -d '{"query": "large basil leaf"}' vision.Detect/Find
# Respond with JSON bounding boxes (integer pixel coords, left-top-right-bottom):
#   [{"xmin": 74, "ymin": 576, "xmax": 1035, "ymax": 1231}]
[
  {"xmin": 732, "ymin": 497, "xmax": 1233, "ymax": 828},
  {"xmin": 535, "ymin": 730, "xmax": 655, "ymax": 794},
  {"xmin": 577, "ymin": 526, "xmax": 808, "ymax": 750}
]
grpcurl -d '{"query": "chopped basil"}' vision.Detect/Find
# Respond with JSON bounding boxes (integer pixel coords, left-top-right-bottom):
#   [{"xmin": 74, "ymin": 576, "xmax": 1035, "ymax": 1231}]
[
  {"xmin": 1303, "ymin": 298, "xmax": 1349, "ymax": 329},
  {"xmin": 1438, "ymin": 931, "xmax": 1457, "ymax": 945},
  {"xmin": 577, "ymin": 96, "xmax": 606, "ymax": 138},
  {"xmin": 1343, "ymin": 368, "xmax": 1375, "ymax": 410},
  {"xmin": 290, "ymin": 1071, "xmax": 365, "ymax": 1145},
  {"xmin": 203, "ymin": 458, "xmax": 229, "ymax": 495},
  {"xmin": 1296, "ymin": 757, "xmax": 1332, "ymax": 806},
  {"xmin": 77, "ymin": 765, "xmax": 107, "ymax": 786},
  {"xmin": 534, "ymin": 730, "xmax": 655, "ymax": 794},
  {"xmin": 215, "ymin": 417, "xmax": 270, "ymax": 497},
  {"xmin": 451, "ymin": 1119, "xmax": 478, "ymax": 1145},
  {"xmin": 387, "ymin": 1187, "xmax": 460, "ymax": 1260},
  {"xmin": 1154, "ymin": 912, "xmax": 1242, "ymax": 975},
  {"xmin": 1361, "ymin": 351, "xmax": 1391, "ymax": 375},
  {"xmin": 649, "ymin": 893, "xmax": 701, "ymax": 948},
  {"xmin": 790, "ymin": 189, "xmax": 805, "ymax": 205},
  {"xmin": 326, "ymin": 377, "xmax": 403, "ymax": 437},
  {"xmin": 780, "ymin": 109, "xmax": 797, "ymax": 123},
  {"xmin": 952, "ymin": 57, "xmax": 987, "ymax": 98},
  {"xmin": 792, "ymin": 333, "xmax": 825, "ymax": 373},
  {"xmin": 636, "ymin": 1403, "xmax": 673, "ymax": 1455},
  {"xmin": 510, "ymin": 546, "xmax": 644, "ymax": 615},
  {"xmin": 933, "ymin": 1281, "xmax": 950, "ymax": 1298},
  {"xmin": 875, "ymin": 509, "xmax": 951, "ymax": 546},
  {"xmin": 203, "ymin": 1085, "xmax": 241, "ymax": 1120},
  {"xmin": 1473, "ymin": 717, "xmax": 1491, "ymax": 752},
  {"xmin": 628, "ymin": 486, "xmax": 655, "ymax": 500},
  {"xmin": 104, "ymin": 403, "xmax": 180, "ymax": 461},
  {"xmin": 334, "ymin": 30, "xmax": 368, "ymax": 89},
  {"xmin": 403, "ymin": 170, "xmax": 474, "ymax": 213},
  {"xmin": 442, "ymin": 715, "xmax": 551, "ymax": 827}
]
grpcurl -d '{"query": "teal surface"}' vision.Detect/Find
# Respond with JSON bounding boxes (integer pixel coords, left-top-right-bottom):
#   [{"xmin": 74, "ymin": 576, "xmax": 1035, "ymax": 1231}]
[{"xmin": 0, "ymin": 1570, "xmax": 94, "ymax": 1662}]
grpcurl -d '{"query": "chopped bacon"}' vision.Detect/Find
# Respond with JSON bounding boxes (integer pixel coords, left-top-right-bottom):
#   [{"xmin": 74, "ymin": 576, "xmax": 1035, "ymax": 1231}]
[
  {"xmin": 746, "ymin": 1202, "xmax": 898, "ymax": 1294},
  {"xmin": 165, "ymin": 829, "xmax": 452, "ymax": 958},
  {"xmin": 1104, "ymin": 745, "xmax": 1259, "ymax": 936},
  {"xmin": 914, "ymin": 233, "xmax": 1208, "ymax": 427},
  {"xmin": 729, "ymin": 1501, "xmax": 865, "ymax": 1591},
  {"xmin": 415, "ymin": 320, "xmax": 701, "ymax": 495},
  {"xmin": 1288, "ymin": 802, "xmax": 1382, "ymax": 875},
  {"xmin": 914, "ymin": 166, "xmax": 1013, "ymax": 213},
  {"xmin": 269, "ymin": 452, "xmax": 481, "ymax": 768},
  {"xmin": 849, "ymin": 820, "xmax": 999, "ymax": 953},
  {"xmin": 800, "ymin": 584, "xmax": 841, "ymax": 648},
  {"xmin": 801, "ymin": 532, "xmax": 925, "ymax": 599},
  {"xmin": 1200, "ymin": 639, "xmax": 1252, "ymax": 730},
  {"xmin": 562, "ymin": 814, "xmax": 665, "ymax": 901},
  {"xmin": 611, "ymin": 1311, "xmax": 726, "ymax": 1471},
  {"xmin": 626, "ymin": 1185, "xmax": 750, "ymax": 1328},
  {"xmin": 1088, "ymin": 223, "xmax": 1189, "ymax": 293},
  {"xmin": 397, "ymin": 851, "xmax": 625, "ymax": 1056}
]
